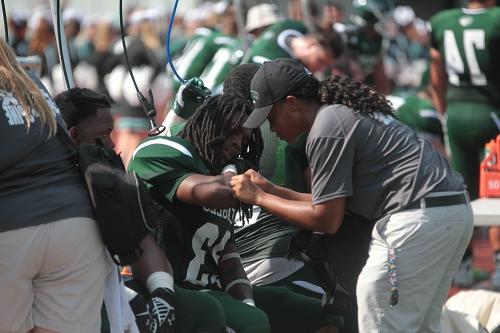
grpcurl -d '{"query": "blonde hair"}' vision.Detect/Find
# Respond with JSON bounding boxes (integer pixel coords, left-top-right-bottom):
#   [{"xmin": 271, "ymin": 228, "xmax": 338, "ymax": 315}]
[{"xmin": 0, "ymin": 39, "xmax": 56, "ymax": 136}]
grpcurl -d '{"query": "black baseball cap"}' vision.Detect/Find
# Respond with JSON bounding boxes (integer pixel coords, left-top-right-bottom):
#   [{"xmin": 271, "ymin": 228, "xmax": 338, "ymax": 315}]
[{"xmin": 245, "ymin": 58, "xmax": 312, "ymax": 129}]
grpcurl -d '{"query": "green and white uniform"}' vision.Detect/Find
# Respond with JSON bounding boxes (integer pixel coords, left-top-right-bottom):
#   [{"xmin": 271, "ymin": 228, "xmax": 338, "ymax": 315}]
[
  {"xmin": 173, "ymin": 28, "xmax": 234, "ymax": 93},
  {"xmin": 430, "ymin": 6, "xmax": 500, "ymax": 198},
  {"xmin": 129, "ymin": 136, "xmax": 236, "ymax": 290},
  {"xmin": 199, "ymin": 39, "xmax": 245, "ymax": 94},
  {"xmin": 245, "ymin": 20, "xmax": 308, "ymax": 65},
  {"xmin": 129, "ymin": 136, "xmax": 271, "ymax": 333}
]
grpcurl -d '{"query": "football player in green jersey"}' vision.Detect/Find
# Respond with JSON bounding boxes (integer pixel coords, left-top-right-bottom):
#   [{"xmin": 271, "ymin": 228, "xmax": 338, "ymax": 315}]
[
  {"xmin": 430, "ymin": 0, "xmax": 500, "ymax": 199},
  {"xmin": 246, "ymin": 20, "xmax": 342, "ymax": 73},
  {"xmin": 130, "ymin": 95, "xmax": 269, "ymax": 332},
  {"xmin": 430, "ymin": 0, "xmax": 500, "ymax": 289},
  {"xmin": 130, "ymin": 94, "xmax": 342, "ymax": 332},
  {"xmin": 163, "ymin": 3, "xmax": 238, "ymax": 130},
  {"xmin": 197, "ymin": 3, "xmax": 285, "ymax": 95}
]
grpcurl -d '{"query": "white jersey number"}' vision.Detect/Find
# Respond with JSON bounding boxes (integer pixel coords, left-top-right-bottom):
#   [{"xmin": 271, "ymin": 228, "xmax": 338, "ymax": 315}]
[
  {"xmin": 444, "ymin": 29, "xmax": 486, "ymax": 86},
  {"xmin": 186, "ymin": 223, "xmax": 230, "ymax": 287}
]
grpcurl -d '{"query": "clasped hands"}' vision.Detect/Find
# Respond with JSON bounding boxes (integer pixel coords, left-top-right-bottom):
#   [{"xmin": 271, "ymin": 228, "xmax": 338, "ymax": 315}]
[{"xmin": 230, "ymin": 169, "xmax": 271, "ymax": 205}]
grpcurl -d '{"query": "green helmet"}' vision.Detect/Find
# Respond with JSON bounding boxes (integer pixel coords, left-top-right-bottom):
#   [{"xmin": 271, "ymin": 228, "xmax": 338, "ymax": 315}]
[{"xmin": 351, "ymin": 0, "xmax": 395, "ymax": 27}]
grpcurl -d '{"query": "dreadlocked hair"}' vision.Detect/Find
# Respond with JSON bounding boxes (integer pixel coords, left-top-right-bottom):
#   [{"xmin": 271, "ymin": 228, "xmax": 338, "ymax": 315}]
[
  {"xmin": 221, "ymin": 63, "xmax": 264, "ymax": 169},
  {"xmin": 319, "ymin": 75, "xmax": 395, "ymax": 117},
  {"xmin": 179, "ymin": 94, "xmax": 255, "ymax": 175}
]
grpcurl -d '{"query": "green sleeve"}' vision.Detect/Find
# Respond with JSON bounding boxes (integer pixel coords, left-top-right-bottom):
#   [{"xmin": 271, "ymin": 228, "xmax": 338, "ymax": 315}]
[{"xmin": 128, "ymin": 137, "xmax": 207, "ymax": 202}]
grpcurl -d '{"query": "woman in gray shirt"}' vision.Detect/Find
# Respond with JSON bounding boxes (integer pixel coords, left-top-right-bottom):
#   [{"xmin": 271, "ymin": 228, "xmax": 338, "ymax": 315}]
[
  {"xmin": 231, "ymin": 58, "xmax": 473, "ymax": 333},
  {"xmin": 0, "ymin": 39, "xmax": 106, "ymax": 333}
]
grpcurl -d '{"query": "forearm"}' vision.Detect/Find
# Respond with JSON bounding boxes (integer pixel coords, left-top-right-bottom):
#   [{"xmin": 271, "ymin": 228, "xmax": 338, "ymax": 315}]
[
  {"xmin": 255, "ymin": 192, "xmax": 342, "ymax": 234},
  {"xmin": 132, "ymin": 234, "xmax": 174, "ymax": 287},
  {"xmin": 201, "ymin": 177, "xmax": 240, "ymax": 208},
  {"xmin": 267, "ymin": 182, "xmax": 312, "ymax": 202},
  {"xmin": 162, "ymin": 109, "xmax": 186, "ymax": 130},
  {"xmin": 430, "ymin": 48, "xmax": 447, "ymax": 115},
  {"xmin": 179, "ymin": 174, "xmax": 240, "ymax": 209},
  {"xmin": 219, "ymin": 250, "xmax": 253, "ymax": 303}
]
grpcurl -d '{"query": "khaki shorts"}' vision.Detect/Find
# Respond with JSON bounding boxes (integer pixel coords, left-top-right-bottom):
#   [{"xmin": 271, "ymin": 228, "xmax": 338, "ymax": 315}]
[{"xmin": 0, "ymin": 217, "xmax": 107, "ymax": 333}]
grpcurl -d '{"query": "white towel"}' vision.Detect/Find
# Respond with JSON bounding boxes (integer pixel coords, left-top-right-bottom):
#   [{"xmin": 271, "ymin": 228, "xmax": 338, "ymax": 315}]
[{"xmin": 104, "ymin": 255, "xmax": 139, "ymax": 333}]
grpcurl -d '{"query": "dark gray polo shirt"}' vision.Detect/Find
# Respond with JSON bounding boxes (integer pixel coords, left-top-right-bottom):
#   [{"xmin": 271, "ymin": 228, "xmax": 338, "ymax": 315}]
[
  {"xmin": 306, "ymin": 104, "xmax": 465, "ymax": 221},
  {"xmin": 0, "ymin": 86, "xmax": 93, "ymax": 232}
]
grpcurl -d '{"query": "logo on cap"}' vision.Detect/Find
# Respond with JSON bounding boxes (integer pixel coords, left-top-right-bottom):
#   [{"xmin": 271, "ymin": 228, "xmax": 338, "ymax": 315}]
[{"xmin": 250, "ymin": 90, "xmax": 259, "ymax": 105}]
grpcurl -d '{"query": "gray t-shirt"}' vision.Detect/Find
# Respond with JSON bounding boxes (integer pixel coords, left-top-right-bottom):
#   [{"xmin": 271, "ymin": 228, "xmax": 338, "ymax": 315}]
[
  {"xmin": 0, "ymin": 85, "xmax": 93, "ymax": 232},
  {"xmin": 306, "ymin": 104, "xmax": 465, "ymax": 221}
]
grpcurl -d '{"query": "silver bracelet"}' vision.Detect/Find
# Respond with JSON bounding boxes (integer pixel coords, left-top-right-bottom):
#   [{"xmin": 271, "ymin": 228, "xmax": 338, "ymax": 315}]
[{"xmin": 221, "ymin": 164, "xmax": 237, "ymax": 175}]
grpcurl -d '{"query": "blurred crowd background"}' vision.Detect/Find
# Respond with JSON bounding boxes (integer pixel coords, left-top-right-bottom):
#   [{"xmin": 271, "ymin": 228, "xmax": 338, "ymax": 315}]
[{"xmin": 0, "ymin": 0, "xmax": 488, "ymax": 164}]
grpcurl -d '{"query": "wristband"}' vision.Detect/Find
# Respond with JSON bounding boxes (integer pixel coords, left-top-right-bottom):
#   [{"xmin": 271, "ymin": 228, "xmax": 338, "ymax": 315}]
[
  {"xmin": 146, "ymin": 271, "xmax": 174, "ymax": 293},
  {"xmin": 224, "ymin": 278, "xmax": 251, "ymax": 293},
  {"xmin": 219, "ymin": 252, "xmax": 240, "ymax": 263},
  {"xmin": 221, "ymin": 164, "xmax": 237, "ymax": 175},
  {"xmin": 242, "ymin": 298, "xmax": 255, "ymax": 307}
]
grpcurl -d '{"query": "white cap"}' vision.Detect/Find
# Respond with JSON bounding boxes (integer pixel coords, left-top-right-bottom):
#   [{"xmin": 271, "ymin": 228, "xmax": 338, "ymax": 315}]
[
  {"xmin": 393, "ymin": 6, "xmax": 415, "ymax": 27},
  {"xmin": 63, "ymin": 7, "xmax": 83, "ymax": 24},
  {"xmin": 28, "ymin": 5, "xmax": 52, "ymax": 30},
  {"xmin": 213, "ymin": 0, "xmax": 230, "ymax": 14},
  {"xmin": 182, "ymin": 1, "xmax": 217, "ymax": 25},
  {"xmin": 10, "ymin": 9, "xmax": 28, "ymax": 26},
  {"xmin": 245, "ymin": 3, "xmax": 283, "ymax": 33}
]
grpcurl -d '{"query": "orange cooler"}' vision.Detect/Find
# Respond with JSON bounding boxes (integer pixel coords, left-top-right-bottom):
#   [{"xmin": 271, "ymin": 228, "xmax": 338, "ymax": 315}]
[{"xmin": 479, "ymin": 135, "xmax": 500, "ymax": 198}]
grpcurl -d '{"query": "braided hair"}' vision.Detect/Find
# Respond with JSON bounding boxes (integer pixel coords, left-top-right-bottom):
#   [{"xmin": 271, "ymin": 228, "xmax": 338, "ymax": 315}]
[
  {"xmin": 179, "ymin": 94, "xmax": 256, "ymax": 175},
  {"xmin": 318, "ymin": 75, "xmax": 395, "ymax": 117},
  {"xmin": 222, "ymin": 63, "xmax": 264, "ymax": 172}
]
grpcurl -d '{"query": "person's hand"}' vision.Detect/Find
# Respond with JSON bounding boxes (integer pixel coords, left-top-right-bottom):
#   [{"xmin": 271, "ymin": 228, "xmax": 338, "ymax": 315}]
[
  {"xmin": 230, "ymin": 173, "xmax": 264, "ymax": 205},
  {"xmin": 146, "ymin": 287, "xmax": 176, "ymax": 333},
  {"xmin": 244, "ymin": 169, "xmax": 273, "ymax": 193},
  {"xmin": 172, "ymin": 77, "xmax": 211, "ymax": 119}
]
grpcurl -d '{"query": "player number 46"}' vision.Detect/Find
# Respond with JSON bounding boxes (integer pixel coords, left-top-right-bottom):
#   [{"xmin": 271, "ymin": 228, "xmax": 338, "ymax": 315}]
[{"xmin": 444, "ymin": 29, "xmax": 486, "ymax": 86}]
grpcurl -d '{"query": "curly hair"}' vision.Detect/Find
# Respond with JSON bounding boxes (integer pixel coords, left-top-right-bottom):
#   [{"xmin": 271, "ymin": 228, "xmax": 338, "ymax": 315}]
[
  {"xmin": 318, "ymin": 75, "xmax": 395, "ymax": 117},
  {"xmin": 179, "ymin": 94, "xmax": 260, "ymax": 175},
  {"xmin": 54, "ymin": 87, "xmax": 112, "ymax": 128}
]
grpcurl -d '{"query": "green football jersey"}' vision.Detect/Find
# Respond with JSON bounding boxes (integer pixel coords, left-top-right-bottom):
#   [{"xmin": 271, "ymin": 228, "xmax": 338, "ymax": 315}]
[
  {"xmin": 173, "ymin": 27, "xmax": 235, "ymax": 91},
  {"xmin": 128, "ymin": 136, "xmax": 237, "ymax": 290},
  {"xmin": 245, "ymin": 20, "xmax": 308, "ymax": 64},
  {"xmin": 387, "ymin": 94, "xmax": 444, "ymax": 139},
  {"xmin": 199, "ymin": 39, "xmax": 244, "ymax": 93},
  {"xmin": 430, "ymin": 7, "xmax": 500, "ymax": 104},
  {"xmin": 270, "ymin": 133, "xmax": 309, "ymax": 192}
]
